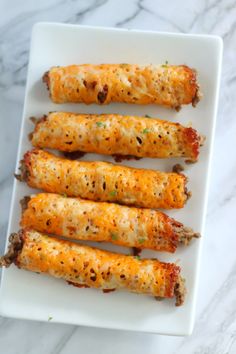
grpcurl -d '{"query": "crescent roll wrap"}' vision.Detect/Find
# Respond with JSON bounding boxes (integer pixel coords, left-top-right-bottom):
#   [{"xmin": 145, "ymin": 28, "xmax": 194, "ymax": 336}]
[
  {"xmin": 43, "ymin": 64, "xmax": 200, "ymax": 109},
  {"xmin": 20, "ymin": 194, "xmax": 199, "ymax": 253},
  {"xmin": 16, "ymin": 149, "xmax": 190, "ymax": 209},
  {"xmin": 0, "ymin": 229, "xmax": 186, "ymax": 305},
  {"xmin": 31, "ymin": 112, "xmax": 201, "ymax": 162}
]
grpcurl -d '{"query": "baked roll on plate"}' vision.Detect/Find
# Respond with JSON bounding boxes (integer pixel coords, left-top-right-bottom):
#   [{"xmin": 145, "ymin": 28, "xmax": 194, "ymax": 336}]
[
  {"xmin": 20, "ymin": 193, "xmax": 199, "ymax": 253},
  {"xmin": 0, "ymin": 229, "xmax": 186, "ymax": 306},
  {"xmin": 43, "ymin": 64, "xmax": 201, "ymax": 109},
  {"xmin": 16, "ymin": 149, "xmax": 191, "ymax": 210},
  {"xmin": 30, "ymin": 112, "xmax": 203, "ymax": 162}
]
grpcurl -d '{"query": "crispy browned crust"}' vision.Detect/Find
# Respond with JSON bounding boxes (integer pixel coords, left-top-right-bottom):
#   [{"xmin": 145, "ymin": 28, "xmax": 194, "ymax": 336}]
[
  {"xmin": 14, "ymin": 158, "xmax": 30, "ymax": 182},
  {"xmin": 185, "ymin": 187, "xmax": 192, "ymax": 200},
  {"xmin": 185, "ymin": 66, "xmax": 202, "ymax": 108},
  {"xmin": 174, "ymin": 65, "xmax": 201, "ymax": 110},
  {"xmin": 0, "ymin": 231, "xmax": 24, "ymax": 267},
  {"xmin": 192, "ymin": 85, "xmax": 202, "ymax": 107},
  {"xmin": 183, "ymin": 127, "xmax": 201, "ymax": 162},
  {"xmin": 30, "ymin": 117, "xmax": 39, "ymax": 124},
  {"xmin": 29, "ymin": 115, "xmax": 49, "ymax": 142},
  {"xmin": 174, "ymin": 276, "xmax": 186, "ymax": 306},
  {"xmin": 68, "ymin": 281, "xmax": 116, "ymax": 292},
  {"xmin": 184, "ymin": 131, "xmax": 205, "ymax": 164},
  {"xmin": 172, "ymin": 164, "xmax": 185, "ymax": 174},
  {"xmin": 20, "ymin": 196, "xmax": 31, "ymax": 213},
  {"xmin": 67, "ymin": 281, "xmax": 90, "ymax": 289},
  {"xmin": 63, "ymin": 151, "xmax": 86, "ymax": 160},
  {"xmin": 30, "ymin": 115, "xmax": 47, "ymax": 125},
  {"xmin": 16, "ymin": 149, "xmax": 42, "ymax": 183},
  {"xmin": 42, "ymin": 71, "xmax": 50, "ymax": 90},
  {"xmin": 112, "ymin": 155, "xmax": 142, "ymax": 163},
  {"xmin": 28, "ymin": 116, "xmax": 49, "ymax": 142}
]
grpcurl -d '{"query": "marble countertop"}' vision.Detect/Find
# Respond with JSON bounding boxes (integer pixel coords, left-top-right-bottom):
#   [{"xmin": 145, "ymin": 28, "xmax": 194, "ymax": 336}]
[{"xmin": 0, "ymin": 0, "xmax": 235, "ymax": 353}]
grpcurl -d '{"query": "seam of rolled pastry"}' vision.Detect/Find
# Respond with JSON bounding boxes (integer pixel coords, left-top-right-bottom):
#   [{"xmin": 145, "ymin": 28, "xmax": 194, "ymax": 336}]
[
  {"xmin": 43, "ymin": 64, "xmax": 201, "ymax": 109},
  {"xmin": 30, "ymin": 112, "xmax": 202, "ymax": 162},
  {"xmin": 16, "ymin": 149, "xmax": 190, "ymax": 209},
  {"xmin": 0, "ymin": 229, "xmax": 186, "ymax": 305},
  {"xmin": 20, "ymin": 194, "xmax": 200, "ymax": 253}
]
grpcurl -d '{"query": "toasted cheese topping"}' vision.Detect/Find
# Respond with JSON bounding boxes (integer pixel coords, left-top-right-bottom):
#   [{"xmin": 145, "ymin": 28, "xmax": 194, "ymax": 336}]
[
  {"xmin": 21, "ymin": 193, "xmax": 199, "ymax": 253},
  {"xmin": 3, "ymin": 229, "xmax": 184, "ymax": 303},
  {"xmin": 44, "ymin": 64, "xmax": 200, "ymax": 109},
  {"xmin": 20, "ymin": 149, "xmax": 189, "ymax": 209},
  {"xmin": 31, "ymin": 112, "xmax": 201, "ymax": 161}
]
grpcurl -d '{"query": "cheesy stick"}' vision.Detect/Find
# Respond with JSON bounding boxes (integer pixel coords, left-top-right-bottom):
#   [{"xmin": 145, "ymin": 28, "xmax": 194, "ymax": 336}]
[
  {"xmin": 43, "ymin": 64, "xmax": 201, "ymax": 109},
  {"xmin": 31, "ymin": 112, "xmax": 202, "ymax": 162},
  {"xmin": 21, "ymin": 194, "xmax": 199, "ymax": 253},
  {"xmin": 0, "ymin": 229, "xmax": 186, "ymax": 305},
  {"xmin": 16, "ymin": 149, "xmax": 190, "ymax": 209}
]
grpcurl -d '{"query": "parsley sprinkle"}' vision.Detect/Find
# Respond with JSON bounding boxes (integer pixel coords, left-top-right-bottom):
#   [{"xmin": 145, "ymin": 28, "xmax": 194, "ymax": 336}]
[
  {"xmin": 138, "ymin": 238, "xmax": 145, "ymax": 244},
  {"xmin": 135, "ymin": 256, "xmax": 141, "ymax": 261},
  {"xmin": 62, "ymin": 193, "xmax": 67, "ymax": 198},
  {"xmin": 48, "ymin": 316, "xmax": 53, "ymax": 321},
  {"xmin": 111, "ymin": 233, "xmax": 118, "ymax": 241},
  {"xmin": 145, "ymin": 114, "xmax": 151, "ymax": 118},
  {"xmin": 142, "ymin": 128, "xmax": 150, "ymax": 134},
  {"xmin": 161, "ymin": 61, "xmax": 169, "ymax": 68},
  {"xmin": 109, "ymin": 190, "xmax": 117, "ymax": 197},
  {"xmin": 96, "ymin": 122, "xmax": 106, "ymax": 128}
]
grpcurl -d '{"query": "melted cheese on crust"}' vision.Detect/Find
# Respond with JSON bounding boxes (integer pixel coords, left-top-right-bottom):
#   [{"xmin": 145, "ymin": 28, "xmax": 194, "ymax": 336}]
[
  {"xmin": 24, "ymin": 149, "xmax": 188, "ymax": 209},
  {"xmin": 21, "ymin": 193, "xmax": 179, "ymax": 252},
  {"xmin": 17, "ymin": 230, "xmax": 181, "ymax": 298},
  {"xmin": 32, "ymin": 112, "xmax": 200, "ymax": 161},
  {"xmin": 47, "ymin": 64, "xmax": 199, "ymax": 109}
]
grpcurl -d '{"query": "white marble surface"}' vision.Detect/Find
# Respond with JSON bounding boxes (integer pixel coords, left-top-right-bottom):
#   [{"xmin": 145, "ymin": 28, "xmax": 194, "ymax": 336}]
[{"xmin": 0, "ymin": 0, "xmax": 235, "ymax": 352}]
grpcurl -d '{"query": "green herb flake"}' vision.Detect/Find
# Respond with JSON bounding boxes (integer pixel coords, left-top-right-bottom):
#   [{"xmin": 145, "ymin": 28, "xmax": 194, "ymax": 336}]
[
  {"xmin": 145, "ymin": 114, "xmax": 151, "ymax": 118},
  {"xmin": 96, "ymin": 121, "xmax": 106, "ymax": 128},
  {"xmin": 142, "ymin": 128, "xmax": 150, "ymax": 134},
  {"xmin": 161, "ymin": 61, "xmax": 169, "ymax": 68},
  {"xmin": 138, "ymin": 238, "xmax": 146, "ymax": 244},
  {"xmin": 48, "ymin": 316, "xmax": 53, "ymax": 321},
  {"xmin": 111, "ymin": 233, "xmax": 118, "ymax": 241},
  {"xmin": 109, "ymin": 190, "xmax": 117, "ymax": 197},
  {"xmin": 62, "ymin": 193, "xmax": 67, "ymax": 198},
  {"xmin": 135, "ymin": 256, "xmax": 141, "ymax": 261}
]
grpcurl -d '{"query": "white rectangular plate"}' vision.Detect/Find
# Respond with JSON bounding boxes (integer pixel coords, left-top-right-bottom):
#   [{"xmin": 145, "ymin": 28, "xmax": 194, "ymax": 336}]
[{"xmin": 0, "ymin": 23, "xmax": 222, "ymax": 335}]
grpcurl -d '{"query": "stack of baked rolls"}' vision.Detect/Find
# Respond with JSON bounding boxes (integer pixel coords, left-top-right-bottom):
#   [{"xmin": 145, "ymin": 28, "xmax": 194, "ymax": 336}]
[{"xmin": 1, "ymin": 63, "xmax": 203, "ymax": 306}]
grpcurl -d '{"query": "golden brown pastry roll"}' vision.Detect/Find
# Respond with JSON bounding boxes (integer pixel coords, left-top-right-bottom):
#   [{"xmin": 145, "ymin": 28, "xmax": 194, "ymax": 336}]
[
  {"xmin": 31, "ymin": 112, "xmax": 202, "ymax": 162},
  {"xmin": 16, "ymin": 149, "xmax": 190, "ymax": 209},
  {"xmin": 0, "ymin": 229, "xmax": 186, "ymax": 305},
  {"xmin": 43, "ymin": 64, "xmax": 200, "ymax": 109},
  {"xmin": 20, "ymin": 193, "xmax": 199, "ymax": 253}
]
